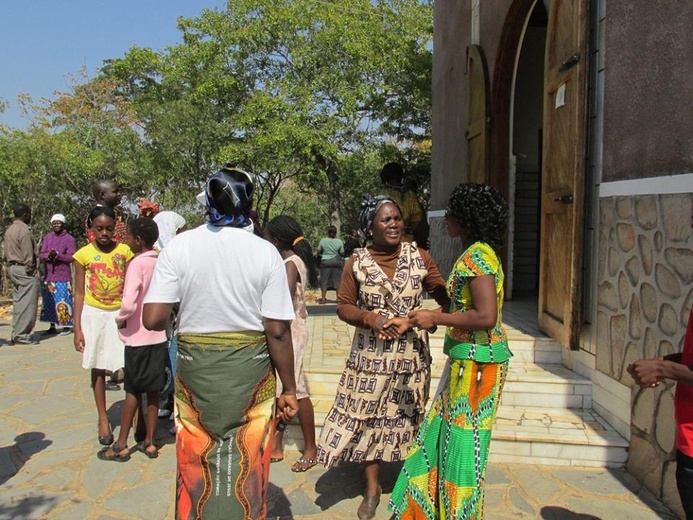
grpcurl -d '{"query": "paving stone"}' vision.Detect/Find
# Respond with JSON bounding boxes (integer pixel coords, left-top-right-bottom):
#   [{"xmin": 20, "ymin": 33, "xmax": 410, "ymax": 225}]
[
  {"xmin": 10, "ymin": 395, "xmax": 84, "ymax": 424},
  {"xmin": 510, "ymin": 486, "xmax": 537, "ymax": 516},
  {"xmin": 551, "ymin": 468, "xmax": 641, "ymax": 495},
  {"xmin": 486, "ymin": 464, "xmax": 513, "ymax": 485},
  {"xmin": 514, "ymin": 467, "xmax": 561, "ymax": 503},
  {"xmin": 49, "ymin": 501, "xmax": 94, "ymax": 520},
  {"xmin": 26, "ymin": 465, "xmax": 77, "ymax": 491},
  {"xmin": 101, "ymin": 479, "xmax": 171, "ymax": 520}
]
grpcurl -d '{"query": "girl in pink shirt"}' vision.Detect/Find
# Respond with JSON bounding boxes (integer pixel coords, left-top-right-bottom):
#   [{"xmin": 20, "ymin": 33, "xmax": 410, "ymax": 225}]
[{"xmin": 98, "ymin": 218, "xmax": 167, "ymax": 462}]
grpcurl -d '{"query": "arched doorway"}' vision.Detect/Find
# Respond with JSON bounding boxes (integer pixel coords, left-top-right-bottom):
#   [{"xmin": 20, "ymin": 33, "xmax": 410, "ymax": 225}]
[{"xmin": 492, "ymin": 0, "xmax": 589, "ymax": 348}]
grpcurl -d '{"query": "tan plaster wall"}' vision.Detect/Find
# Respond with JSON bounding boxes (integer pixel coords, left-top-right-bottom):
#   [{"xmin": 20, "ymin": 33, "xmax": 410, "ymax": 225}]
[{"xmin": 431, "ymin": 0, "xmax": 471, "ymax": 210}]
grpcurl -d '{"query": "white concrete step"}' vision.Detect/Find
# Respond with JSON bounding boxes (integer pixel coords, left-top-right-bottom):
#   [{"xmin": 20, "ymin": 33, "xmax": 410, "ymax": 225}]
[
  {"xmin": 305, "ymin": 361, "xmax": 592, "ymax": 410},
  {"xmin": 277, "ymin": 404, "xmax": 628, "ymax": 469}
]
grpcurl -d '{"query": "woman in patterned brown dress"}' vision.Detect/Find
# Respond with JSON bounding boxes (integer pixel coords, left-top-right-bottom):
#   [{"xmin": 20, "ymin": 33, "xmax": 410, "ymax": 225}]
[{"xmin": 317, "ymin": 195, "xmax": 450, "ymax": 520}]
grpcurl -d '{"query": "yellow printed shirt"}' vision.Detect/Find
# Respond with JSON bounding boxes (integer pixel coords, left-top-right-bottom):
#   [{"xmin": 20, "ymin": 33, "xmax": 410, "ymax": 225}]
[
  {"xmin": 444, "ymin": 241, "xmax": 512, "ymax": 363},
  {"xmin": 73, "ymin": 243, "xmax": 134, "ymax": 310}
]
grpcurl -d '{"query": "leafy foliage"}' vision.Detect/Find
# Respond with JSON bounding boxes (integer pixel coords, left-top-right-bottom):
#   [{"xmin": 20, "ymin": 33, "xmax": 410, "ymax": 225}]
[{"xmin": 2, "ymin": 0, "xmax": 433, "ymax": 246}]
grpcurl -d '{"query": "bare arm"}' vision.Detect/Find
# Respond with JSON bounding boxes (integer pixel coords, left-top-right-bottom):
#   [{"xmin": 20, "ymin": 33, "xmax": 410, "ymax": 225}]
[
  {"xmin": 73, "ymin": 263, "xmax": 86, "ymax": 352},
  {"xmin": 627, "ymin": 357, "xmax": 693, "ymax": 387},
  {"xmin": 408, "ymin": 275, "xmax": 498, "ymax": 331},
  {"xmin": 285, "ymin": 260, "xmax": 299, "ymax": 299},
  {"xmin": 263, "ymin": 317, "xmax": 299, "ymax": 422},
  {"xmin": 142, "ymin": 302, "xmax": 174, "ymax": 331}
]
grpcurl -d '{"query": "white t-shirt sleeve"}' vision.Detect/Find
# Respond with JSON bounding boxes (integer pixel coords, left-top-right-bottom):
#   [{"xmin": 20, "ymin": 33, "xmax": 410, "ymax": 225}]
[
  {"xmin": 260, "ymin": 252, "xmax": 296, "ymax": 320},
  {"xmin": 143, "ymin": 246, "xmax": 180, "ymax": 304}
]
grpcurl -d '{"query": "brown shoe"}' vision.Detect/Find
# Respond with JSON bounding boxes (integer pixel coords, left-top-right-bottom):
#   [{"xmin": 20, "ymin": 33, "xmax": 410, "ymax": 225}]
[{"xmin": 357, "ymin": 485, "xmax": 382, "ymax": 520}]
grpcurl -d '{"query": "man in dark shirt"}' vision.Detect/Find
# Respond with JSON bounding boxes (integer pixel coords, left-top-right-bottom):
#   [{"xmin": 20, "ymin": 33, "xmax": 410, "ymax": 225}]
[{"xmin": 3, "ymin": 203, "xmax": 40, "ymax": 345}]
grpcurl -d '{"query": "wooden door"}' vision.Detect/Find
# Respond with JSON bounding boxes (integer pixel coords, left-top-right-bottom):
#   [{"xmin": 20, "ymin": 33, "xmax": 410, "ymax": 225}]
[
  {"xmin": 538, "ymin": 0, "xmax": 588, "ymax": 348},
  {"xmin": 466, "ymin": 45, "xmax": 491, "ymax": 185}
]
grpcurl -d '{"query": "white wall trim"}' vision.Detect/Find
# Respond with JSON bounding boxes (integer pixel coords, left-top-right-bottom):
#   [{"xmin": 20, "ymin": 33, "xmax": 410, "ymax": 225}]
[{"xmin": 599, "ymin": 173, "xmax": 693, "ymax": 197}]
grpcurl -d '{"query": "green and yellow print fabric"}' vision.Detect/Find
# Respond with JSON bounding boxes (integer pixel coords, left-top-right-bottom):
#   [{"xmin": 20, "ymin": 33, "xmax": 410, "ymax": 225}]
[{"xmin": 444, "ymin": 241, "xmax": 511, "ymax": 363}]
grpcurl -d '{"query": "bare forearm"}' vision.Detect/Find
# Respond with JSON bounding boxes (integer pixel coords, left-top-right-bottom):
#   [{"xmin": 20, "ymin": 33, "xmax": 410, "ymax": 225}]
[
  {"xmin": 73, "ymin": 293, "xmax": 84, "ymax": 330},
  {"xmin": 661, "ymin": 360, "xmax": 693, "ymax": 385},
  {"xmin": 435, "ymin": 308, "xmax": 497, "ymax": 331},
  {"xmin": 264, "ymin": 320, "xmax": 296, "ymax": 394}
]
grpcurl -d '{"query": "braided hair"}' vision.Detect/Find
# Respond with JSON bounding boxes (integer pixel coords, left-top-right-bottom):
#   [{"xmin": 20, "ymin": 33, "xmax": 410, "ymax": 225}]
[
  {"xmin": 446, "ymin": 183, "xmax": 508, "ymax": 251},
  {"xmin": 265, "ymin": 215, "xmax": 319, "ymax": 288},
  {"xmin": 86, "ymin": 206, "xmax": 116, "ymax": 228}
]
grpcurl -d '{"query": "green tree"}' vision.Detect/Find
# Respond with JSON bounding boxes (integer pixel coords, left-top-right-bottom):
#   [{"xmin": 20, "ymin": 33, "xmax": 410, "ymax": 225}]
[{"xmin": 102, "ymin": 0, "xmax": 433, "ymax": 229}]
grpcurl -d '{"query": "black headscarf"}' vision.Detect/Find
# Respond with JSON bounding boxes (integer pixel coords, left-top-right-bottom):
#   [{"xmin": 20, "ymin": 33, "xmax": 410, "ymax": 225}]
[{"xmin": 357, "ymin": 194, "xmax": 400, "ymax": 243}]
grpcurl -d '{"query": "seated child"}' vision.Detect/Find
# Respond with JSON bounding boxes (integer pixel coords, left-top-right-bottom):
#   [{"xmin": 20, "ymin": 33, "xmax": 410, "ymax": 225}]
[{"xmin": 98, "ymin": 218, "xmax": 168, "ymax": 461}]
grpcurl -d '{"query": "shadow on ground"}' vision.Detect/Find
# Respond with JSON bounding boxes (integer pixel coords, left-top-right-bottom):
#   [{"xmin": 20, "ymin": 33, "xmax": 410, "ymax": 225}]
[
  {"xmin": 0, "ymin": 432, "xmax": 52, "ymax": 486},
  {"xmin": 314, "ymin": 460, "xmax": 403, "ymax": 510},
  {"xmin": 540, "ymin": 506, "xmax": 601, "ymax": 519}
]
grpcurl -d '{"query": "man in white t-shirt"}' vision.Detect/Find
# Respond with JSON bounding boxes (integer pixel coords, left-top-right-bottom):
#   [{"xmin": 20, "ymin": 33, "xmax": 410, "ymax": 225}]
[{"xmin": 143, "ymin": 164, "xmax": 298, "ymax": 519}]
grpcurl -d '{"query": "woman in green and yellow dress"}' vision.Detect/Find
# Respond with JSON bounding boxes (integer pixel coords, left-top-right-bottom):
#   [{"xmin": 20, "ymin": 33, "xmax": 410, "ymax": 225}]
[{"xmin": 389, "ymin": 183, "xmax": 511, "ymax": 520}]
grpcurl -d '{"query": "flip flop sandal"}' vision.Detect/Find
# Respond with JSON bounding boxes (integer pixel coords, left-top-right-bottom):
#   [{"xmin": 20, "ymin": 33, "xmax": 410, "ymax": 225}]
[
  {"xmin": 270, "ymin": 456, "xmax": 284, "ymax": 463},
  {"xmin": 137, "ymin": 441, "xmax": 160, "ymax": 459},
  {"xmin": 97, "ymin": 443, "xmax": 131, "ymax": 462},
  {"xmin": 291, "ymin": 457, "xmax": 318, "ymax": 472}
]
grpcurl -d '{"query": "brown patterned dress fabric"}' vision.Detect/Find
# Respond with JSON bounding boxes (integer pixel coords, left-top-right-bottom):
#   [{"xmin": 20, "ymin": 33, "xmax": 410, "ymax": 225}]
[{"xmin": 318, "ymin": 243, "xmax": 435, "ymax": 466}]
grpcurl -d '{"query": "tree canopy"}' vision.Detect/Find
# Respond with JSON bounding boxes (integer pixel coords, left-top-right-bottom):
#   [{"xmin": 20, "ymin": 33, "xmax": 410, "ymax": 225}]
[{"xmin": 1, "ymin": 0, "xmax": 433, "ymax": 247}]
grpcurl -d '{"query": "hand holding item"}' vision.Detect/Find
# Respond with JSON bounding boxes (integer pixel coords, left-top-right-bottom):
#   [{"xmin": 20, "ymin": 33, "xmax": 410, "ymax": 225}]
[{"xmin": 48, "ymin": 250, "xmax": 58, "ymax": 261}]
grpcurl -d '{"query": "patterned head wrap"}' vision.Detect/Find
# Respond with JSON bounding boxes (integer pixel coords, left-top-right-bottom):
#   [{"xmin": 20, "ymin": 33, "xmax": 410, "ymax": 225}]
[
  {"xmin": 204, "ymin": 163, "xmax": 254, "ymax": 229},
  {"xmin": 357, "ymin": 194, "xmax": 400, "ymax": 242}
]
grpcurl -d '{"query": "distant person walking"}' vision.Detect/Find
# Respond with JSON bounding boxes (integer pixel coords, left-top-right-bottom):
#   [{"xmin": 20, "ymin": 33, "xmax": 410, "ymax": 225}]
[
  {"xmin": 39, "ymin": 214, "xmax": 76, "ymax": 335},
  {"xmin": 3, "ymin": 203, "xmax": 40, "ymax": 345},
  {"xmin": 316, "ymin": 225, "xmax": 344, "ymax": 304}
]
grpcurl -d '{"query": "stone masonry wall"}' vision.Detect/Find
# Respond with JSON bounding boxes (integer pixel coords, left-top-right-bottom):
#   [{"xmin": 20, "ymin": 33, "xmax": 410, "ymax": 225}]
[{"xmin": 597, "ymin": 193, "xmax": 693, "ymax": 514}]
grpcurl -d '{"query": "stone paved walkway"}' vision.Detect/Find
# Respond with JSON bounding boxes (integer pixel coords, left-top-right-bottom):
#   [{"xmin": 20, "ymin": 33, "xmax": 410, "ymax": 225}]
[{"xmin": 0, "ymin": 314, "xmax": 679, "ymax": 519}]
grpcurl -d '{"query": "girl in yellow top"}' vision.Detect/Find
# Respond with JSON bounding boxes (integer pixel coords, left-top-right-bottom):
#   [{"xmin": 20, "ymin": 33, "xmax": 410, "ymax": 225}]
[{"xmin": 73, "ymin": 206, "xmax": 134, "ymax": 446}]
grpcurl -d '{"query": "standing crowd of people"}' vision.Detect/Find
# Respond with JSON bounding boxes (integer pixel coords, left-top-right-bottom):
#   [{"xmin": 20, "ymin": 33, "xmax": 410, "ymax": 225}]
[{"xmin": 8, "ymin": 159, "xmax": 636, "ymax": 520}]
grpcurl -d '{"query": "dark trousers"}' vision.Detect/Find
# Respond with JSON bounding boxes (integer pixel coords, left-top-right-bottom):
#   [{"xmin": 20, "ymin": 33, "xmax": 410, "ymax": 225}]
[{"xmin": 677, "ymin": 450, "xmax": 693, "ymax": 519}]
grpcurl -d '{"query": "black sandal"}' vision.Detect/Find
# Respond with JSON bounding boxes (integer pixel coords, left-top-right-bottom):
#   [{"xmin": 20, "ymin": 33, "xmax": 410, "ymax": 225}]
[
  {"xmin": 137, "ymin": 441, "xmax": 160, "ymax": 459},
  {"xmin": 97, "ymin": 443, "xmax": 132, "ymax": 462}
]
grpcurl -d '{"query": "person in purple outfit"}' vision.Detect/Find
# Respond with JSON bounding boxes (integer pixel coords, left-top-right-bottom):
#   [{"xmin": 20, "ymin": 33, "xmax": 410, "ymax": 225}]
[{"xmin": 39, "ymin": 214, "xmax": 77, "ymax": 335}]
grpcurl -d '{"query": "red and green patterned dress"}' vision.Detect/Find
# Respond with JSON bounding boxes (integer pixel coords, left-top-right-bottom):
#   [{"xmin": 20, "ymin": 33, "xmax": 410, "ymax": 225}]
[{"xmin": 389, "ymin": 241, "xmax": 512, "ymax": 519}]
